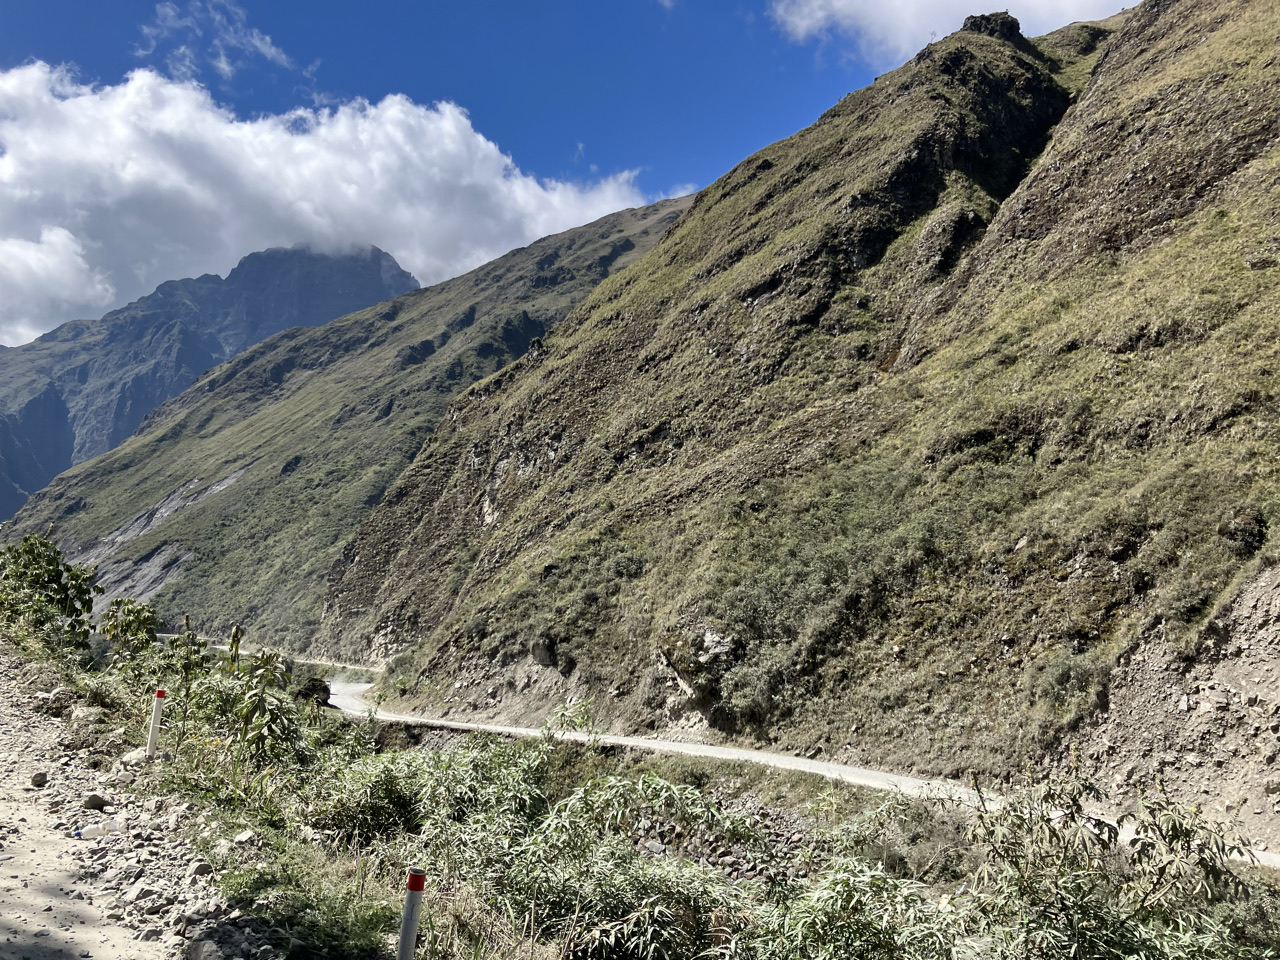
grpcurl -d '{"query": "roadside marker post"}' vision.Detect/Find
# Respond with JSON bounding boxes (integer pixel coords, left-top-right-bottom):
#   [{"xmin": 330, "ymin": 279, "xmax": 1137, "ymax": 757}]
[
  {"xmin": 146, "ymin": 689, "xmax": 166, "ymax": 759},
  {"xmin": 398, "ymin": 867, "xmax": 427, "ymax": 960}
]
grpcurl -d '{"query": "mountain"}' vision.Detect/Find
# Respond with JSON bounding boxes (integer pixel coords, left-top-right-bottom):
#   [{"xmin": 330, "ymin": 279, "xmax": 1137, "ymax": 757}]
[
  {"xmin": 0, "ymin": 245, "xmax": 419, "ymax": 520},
  {"xmin": 317, "ymin": 0, "xmax": 1280, "ymax": 799},
  {"xmin": 12, "ymin": 200, "xmax": 691, "ymax": 641}
]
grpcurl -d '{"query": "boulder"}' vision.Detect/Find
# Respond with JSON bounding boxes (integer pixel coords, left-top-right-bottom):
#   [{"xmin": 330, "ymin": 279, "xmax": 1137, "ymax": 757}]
[
  {"xmin": 292, "ymin": 677, "xmax": 331, "ymax": 706},
  {"xmin": 121, "ymin": 747, "xmax": 149, "ymax": 766}
]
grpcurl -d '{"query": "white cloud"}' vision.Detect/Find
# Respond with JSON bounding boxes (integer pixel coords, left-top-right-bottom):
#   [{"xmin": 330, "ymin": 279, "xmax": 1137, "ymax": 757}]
[
  {"xmin": 136, "ymin": 0, "xmax": 291, "ymax": 80},
  {"xmin": 770, "ymin": 0, "xmax": 1125, "ymax": 63},
  {"xmin": 0, "ymin": 227, "xmax": 116, "ymax": 344},
  {"xmin": 0, "ymin": 62, "xmax": 644, "ymax": 345}
]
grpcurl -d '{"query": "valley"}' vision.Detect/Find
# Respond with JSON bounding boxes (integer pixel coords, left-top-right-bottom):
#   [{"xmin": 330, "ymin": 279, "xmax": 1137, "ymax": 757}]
[{"xmin": 1, "ymin": 2, "xmax": 1280, "ymax": 954}]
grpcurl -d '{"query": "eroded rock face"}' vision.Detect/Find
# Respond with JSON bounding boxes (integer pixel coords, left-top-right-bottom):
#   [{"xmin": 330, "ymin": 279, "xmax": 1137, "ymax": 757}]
[{"xmin": 0, "ymin": 245, "xmax": 418, "ymax": 521}]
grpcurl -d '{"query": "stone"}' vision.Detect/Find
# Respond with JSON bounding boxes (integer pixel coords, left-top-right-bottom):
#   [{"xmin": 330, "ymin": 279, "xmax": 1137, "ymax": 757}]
[
  {"xmin": 121, "ymin": 747, "xmax": 149, "ymax": 767},
  {"xmin": 292, "ymin": 677, "xmax": 330, "ymax": 705},
  {"xmin": 643, "ymin": 840, "xmax": 666, "ymax": 854},
  {"xmin": 123, "ymin": 882, "xmax": 159, "ymax": 904},
  {"xmin": 530, "ymin": 637, "xmax": 557, "ymax": 666},
  {"xmin": 30, "ymin": 770, "xmax": 48, "ymax": 788},
  {"xmin": 70, "ymin": 705, "xmax": 106, "ymax": 723},
  {"xmin": 82, "ymin": 793, "xmax": 108, "ymax": 811}
]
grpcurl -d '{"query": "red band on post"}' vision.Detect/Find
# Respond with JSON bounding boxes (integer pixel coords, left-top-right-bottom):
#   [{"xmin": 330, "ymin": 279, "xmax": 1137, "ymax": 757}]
[
  {"xmin": 155, "ymin": 690, "xmax": 166, "ymax": 698},
  {"xmin": 406, "ymin": 868, "xmax": 426, "ymax": 892}
]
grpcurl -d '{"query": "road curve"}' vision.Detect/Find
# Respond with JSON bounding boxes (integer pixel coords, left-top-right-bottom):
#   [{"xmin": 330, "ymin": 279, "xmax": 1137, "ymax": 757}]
[
  {"xmin": 328, "ymin": 682, "xmax": 1280, "ymax": 871},
  {"xmin": 328, "ymin": 682, "xmax": 980, "ymax": 804}
]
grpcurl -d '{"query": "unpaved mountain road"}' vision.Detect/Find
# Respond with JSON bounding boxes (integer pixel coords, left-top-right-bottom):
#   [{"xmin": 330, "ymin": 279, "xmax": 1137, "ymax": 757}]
[
  {"xmin": 329, "ymin": 682, "xmax": 1280, "ymax": 872},
  {"xmin": 0, "ymin": 656, "xmax": 170, "ymax": 960},
  {"xmin": 327, "ymin": 682, "xmax": 971, "ymax": 801}
]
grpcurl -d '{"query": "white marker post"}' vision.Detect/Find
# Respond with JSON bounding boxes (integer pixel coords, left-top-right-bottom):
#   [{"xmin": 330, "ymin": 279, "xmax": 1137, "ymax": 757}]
[
  {"xmin": 145, "ymin": 689, "xmax": 166, "ymax": 759},
  {"xmin": 397, "ymin": 867, "xmax": 427, "ymax": 960}
]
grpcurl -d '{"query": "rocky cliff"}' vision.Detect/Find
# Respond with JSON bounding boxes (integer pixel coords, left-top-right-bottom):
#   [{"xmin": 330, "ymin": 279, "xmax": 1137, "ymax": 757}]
[{"xmin": 0, "ymin": 246, "xmax": 418, "ymax": 519}]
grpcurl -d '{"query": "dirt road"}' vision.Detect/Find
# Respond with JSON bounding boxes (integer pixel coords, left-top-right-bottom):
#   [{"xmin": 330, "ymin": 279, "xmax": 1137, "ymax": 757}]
[
  {"xmin": 328, "ymin": 682, "xmax": 977, "ymax": 802},
  {"xmin": 330, "ymin": 682, "xmax": 1280, "ymax": 872},
  {"xmin": 0, "ymin": 657, "xmax": 169, "ymax": 960}
]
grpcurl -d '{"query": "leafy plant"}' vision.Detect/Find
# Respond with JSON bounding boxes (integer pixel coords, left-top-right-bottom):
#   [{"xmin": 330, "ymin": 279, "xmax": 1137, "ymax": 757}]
[
  {"xmin": 100, "ymin": 597, "xmax": 160, "ymax": 684},
  {"xmin": 963, "ymin": 775, "xmax": 1260, "ymax": 959},
  {"xmin": 0, "ymin": 531, "xmax": 101, "ymax": 652}
]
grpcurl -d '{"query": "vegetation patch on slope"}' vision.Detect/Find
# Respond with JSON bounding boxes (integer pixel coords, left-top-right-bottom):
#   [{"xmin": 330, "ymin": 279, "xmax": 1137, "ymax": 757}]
[
  {"xmin": 321, "ymin": 0, "xmax": 1280, "ymax": 793},
  {"xmin": 4, "ymin": 535, "xmax": 1279, "ymax": 960},
  {"xmin": 13, "ymin": 200, "xmax": 689, "ymax": 648}
]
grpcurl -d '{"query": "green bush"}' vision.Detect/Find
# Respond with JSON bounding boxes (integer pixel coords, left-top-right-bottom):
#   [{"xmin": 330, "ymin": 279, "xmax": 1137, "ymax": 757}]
[
  {"xmin": 964, "ymin": 777, "xmax": 1259, "ymax": 959},
  {"xmin": 0, "ymin": 532, "xmax": 100, "ymax": 652}
]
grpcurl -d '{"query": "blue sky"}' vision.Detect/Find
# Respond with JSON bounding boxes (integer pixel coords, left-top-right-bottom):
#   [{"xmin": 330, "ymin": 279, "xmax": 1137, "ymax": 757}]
[
  {"xmin": 0, "ymin": 0, "xmax": 1122, "ymax": 343},
  {"xmin": 1, "ymin": 1, "xmax": 881, "ymax": 199}
]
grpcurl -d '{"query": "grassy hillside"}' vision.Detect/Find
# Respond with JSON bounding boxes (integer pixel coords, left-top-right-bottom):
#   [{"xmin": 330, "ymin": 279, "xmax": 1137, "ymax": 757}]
[
  {"xmin": 13, "ymin": 199, "xmax": 690, "ymax": 645},
  {"xmin": 322, "ymin": 0, "xmax": 1280, "ymax": 781}
]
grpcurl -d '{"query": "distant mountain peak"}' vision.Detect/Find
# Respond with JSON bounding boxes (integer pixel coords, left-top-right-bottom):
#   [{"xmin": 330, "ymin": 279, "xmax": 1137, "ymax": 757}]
[{"xmin": 0, "ymin": 243, "xmax": 421, "ymax": 520}]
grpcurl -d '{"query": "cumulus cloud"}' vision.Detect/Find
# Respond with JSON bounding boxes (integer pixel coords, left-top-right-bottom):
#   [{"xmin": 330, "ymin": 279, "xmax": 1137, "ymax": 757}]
[
  {"xmin": 0, "ymin": 228, "xmax": 116, "ymax": 345},
  {"xmin": 770, "ymin": 0, "xmax": 1124, "ymax": 63},
  {"xmin": 0, "ymin": 62, "xmax": 644, "ymax": 345}
]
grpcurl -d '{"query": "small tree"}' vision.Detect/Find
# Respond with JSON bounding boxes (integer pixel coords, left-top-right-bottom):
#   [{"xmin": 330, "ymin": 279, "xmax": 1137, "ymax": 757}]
[
  {"xmin": 101, "ymin": 597, "xmax": 160, "ymax": 686},
  {"xmin": 0, "ymin": 531, "xmax": 101, "ymax": 652}
]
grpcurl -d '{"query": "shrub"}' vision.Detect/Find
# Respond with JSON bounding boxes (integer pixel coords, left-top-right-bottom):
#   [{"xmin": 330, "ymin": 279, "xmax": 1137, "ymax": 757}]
[
  {"xmin": 0, "ymin": 532, "xmax": 100, "ymax": 652},
  {"xmin": 963, "ymin": 776, "xmax": 1259, "ymax": 959}
]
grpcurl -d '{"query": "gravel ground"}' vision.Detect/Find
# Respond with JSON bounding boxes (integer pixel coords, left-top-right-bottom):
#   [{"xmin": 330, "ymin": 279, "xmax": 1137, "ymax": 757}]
[{"xmin": 0, "ymin": 650, "xmax": 273, "ymax": 960}]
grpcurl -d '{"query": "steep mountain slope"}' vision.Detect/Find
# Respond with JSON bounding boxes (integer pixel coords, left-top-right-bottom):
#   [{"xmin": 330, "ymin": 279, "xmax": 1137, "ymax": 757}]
[
  {"xmin": 0, "ymin": 246, "xmax": 418, "ymax": 520},
  {"xmin": 13, "ymin": 200, "xmax": 691, "ymax": 643},
  {"xmin": 322, "ymin": 0, "xmax": 1280, "ymax": 799}
]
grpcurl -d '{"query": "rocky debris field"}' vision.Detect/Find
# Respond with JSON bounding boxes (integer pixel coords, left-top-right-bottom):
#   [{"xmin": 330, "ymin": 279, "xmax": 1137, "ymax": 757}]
[
  {"xmin": 0, "ymin": 651, "xmax": 277, "ymax": 960},
  {"xmin": 1078, "ymin": 566, "xmax": 1280, "ymax": 847}
]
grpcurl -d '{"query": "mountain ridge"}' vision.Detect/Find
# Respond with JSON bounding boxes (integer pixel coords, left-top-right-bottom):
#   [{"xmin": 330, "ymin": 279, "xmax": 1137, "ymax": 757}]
[
  {"xmin": 13, "ymin": 199, "xmax": 692, "ymax": 642},
  {"xmin": 0, "ymin": 245, "xmax": 418, "ymax": 519},
  {"xmin": 15, "ymin": 0, "xmax": 1280, "ymax": 833}
]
